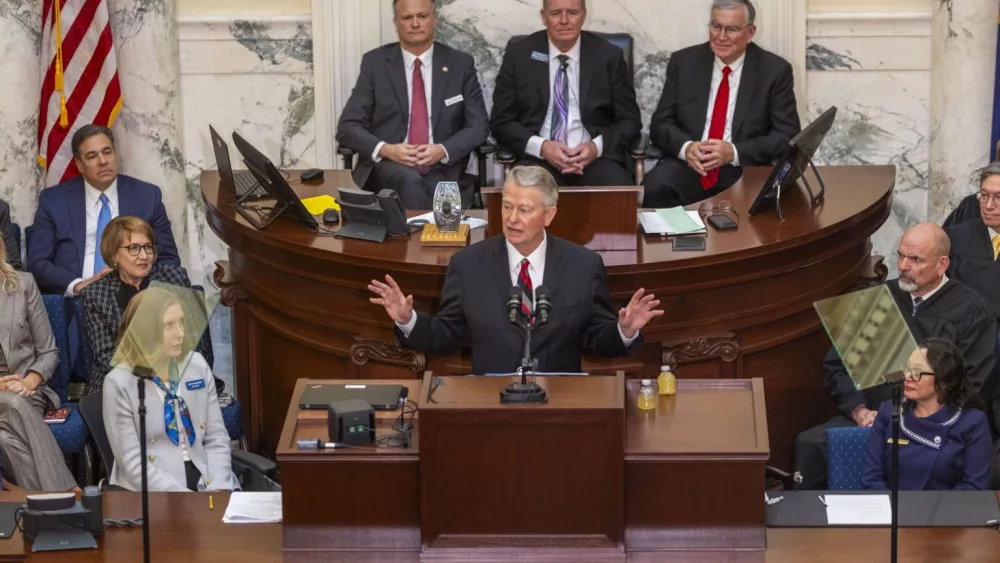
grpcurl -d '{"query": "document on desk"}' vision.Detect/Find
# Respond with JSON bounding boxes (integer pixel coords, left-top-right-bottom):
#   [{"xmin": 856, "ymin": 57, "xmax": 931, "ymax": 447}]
[
  {"xmin": 222, "ymin": 492, "xmax": 283, "ymax": 524},
  {"xmin": 639, "ymin": 208, "xmax": 706, "ymax": 235},
  {"xmin": 409, "ymin": 211, "xmax": 488, "ymax": 229},
  {"xmin": 824, "ymin": 494, "xmax": 891, "ymax": 525}
]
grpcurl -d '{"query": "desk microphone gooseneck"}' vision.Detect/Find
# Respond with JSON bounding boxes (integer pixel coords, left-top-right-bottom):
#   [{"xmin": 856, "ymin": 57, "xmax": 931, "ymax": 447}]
[{"xmin": 501, "ymin": 285, "xmax": 551, "ymax": 404}]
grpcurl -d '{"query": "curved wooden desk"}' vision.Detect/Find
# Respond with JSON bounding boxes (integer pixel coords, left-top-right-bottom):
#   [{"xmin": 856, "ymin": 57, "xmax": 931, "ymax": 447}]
[{"xmin": 203, "ymin": 165, "xmax": 894, "ymax": 464}]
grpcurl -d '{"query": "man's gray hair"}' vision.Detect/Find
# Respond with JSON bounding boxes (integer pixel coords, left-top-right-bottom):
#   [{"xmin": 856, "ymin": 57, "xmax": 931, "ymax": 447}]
[
  {"xmin": 543, "ymin": 0, "xmax": 586, "ymax": 10},
  {"xmin": 979, "ymin": 161, "xmax": 1000, "ymax": 187},
  {"xmin": 711, "ymin": 0, "xmax": 756, "ymax": 26},
  {"xmin": 505, "ymin": 165, "xmax": 559, "ymax": 207}
]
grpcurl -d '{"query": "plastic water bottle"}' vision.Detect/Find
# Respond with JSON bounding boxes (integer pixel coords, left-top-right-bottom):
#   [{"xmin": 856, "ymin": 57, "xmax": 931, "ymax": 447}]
[
  {"xmin": 657, "ymin": 365, "xmax": 676, "ymax": 395},
  {"xmin": 638, "ymin": 379, "xmax": 657, "ymax": 410}
]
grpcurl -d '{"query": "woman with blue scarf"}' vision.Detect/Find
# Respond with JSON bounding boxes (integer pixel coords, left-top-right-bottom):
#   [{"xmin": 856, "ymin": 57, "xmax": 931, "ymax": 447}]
[{"xmin": 103, "ymin": 285, "xmax": 236, "ymax": 492}]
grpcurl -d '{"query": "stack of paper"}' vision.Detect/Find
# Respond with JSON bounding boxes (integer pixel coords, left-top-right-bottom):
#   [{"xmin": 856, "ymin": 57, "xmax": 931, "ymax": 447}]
[
  {"xmin": 409, "ymin": 211, "xmax": 488, "ymax": 229},
  {"xmin": 639, "ymin": 208, "xmax": 706, "ymax": 235},
  {"xmin": 823, "ymin": 494, "xmax": 891, "ymax": 525},
  {"xmin": 222, "ymin": 492, "xmax": 283, "ymax": 524}
]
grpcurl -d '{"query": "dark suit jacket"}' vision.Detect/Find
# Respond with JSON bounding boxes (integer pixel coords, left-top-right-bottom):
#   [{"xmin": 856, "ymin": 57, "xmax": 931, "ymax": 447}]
[
  {"xmin": 0, "ymin": 198, "xmax": 21, "ymax": 270},
  {"xmin": 490, "ymin": 30, "xmax": 641, "ymax": 168},
  {"xmin": 650, "ymin": 42, "xmax": 801, "ymax": 166},
  {"xmin": 80, "ymin": 263, "xmax": 212, "ymax": 396},
  {"xmin": 398, "ymin": 234, "xmax": 642, "ymax": 374},
  {"xmin": 336, "ymin": 42, "xmax": 489, "ymax": 189},
  {"xmin": 26, "ymin": 175, "xmax": 180, "ymax": 295},
  {"xmin": 946, "ymin": 219, "xmax": 1000, "ymax": 321}
]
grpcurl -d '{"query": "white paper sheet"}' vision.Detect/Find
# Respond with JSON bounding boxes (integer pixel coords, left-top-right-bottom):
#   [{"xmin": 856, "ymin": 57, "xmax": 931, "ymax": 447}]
[
  {"xmin": 222, "ymin": 492, "xmax": 283, "ymax": 524},
  {"xmin": 409, "ymin": 211, "xmax": 488, "ymax": 229},
  {"xmin": 638, "ymin": 210, "xmax": 706, "ymax": 235},
  {"xmin": 823, "ymin": 494, "xmax": 892, "ymax": 525}
]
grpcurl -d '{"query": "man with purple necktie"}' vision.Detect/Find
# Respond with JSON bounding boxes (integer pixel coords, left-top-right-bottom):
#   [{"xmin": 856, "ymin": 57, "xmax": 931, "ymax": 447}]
[
  {"xmin": 491, "ymin": 0, "xmax": 641, "ymax": 187},
  {"xmin": 336, "ymin": 0, "xmax": 489, "ymax": 210}
]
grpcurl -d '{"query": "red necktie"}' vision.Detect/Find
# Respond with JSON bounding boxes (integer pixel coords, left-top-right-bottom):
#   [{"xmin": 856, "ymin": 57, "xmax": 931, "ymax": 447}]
[
  {"xmin": 517, "ymin": 259, "xmax": 533, "ymax": 321},
  {"xmin": 408, "ymin": 58, "xmax": 431, "ymax": 176},
  {"xmin": 701, "ymin": 65, "xmax": 732, "ymax": 190}
]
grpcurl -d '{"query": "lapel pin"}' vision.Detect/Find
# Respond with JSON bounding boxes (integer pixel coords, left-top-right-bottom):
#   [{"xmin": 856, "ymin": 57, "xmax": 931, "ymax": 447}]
[{"xmin": 442, "ymin": 66, "xmax": 448, "ymax": 72}]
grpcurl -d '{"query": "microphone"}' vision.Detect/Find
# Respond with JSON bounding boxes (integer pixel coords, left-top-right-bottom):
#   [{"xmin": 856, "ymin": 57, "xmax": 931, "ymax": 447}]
[
  {"xmin": 506, "ymin": 286, "xmax": 522, "ymax": 326},
  {"xmin": 534, "ymin": 285, "xmax": 552, "ymax": 326}
]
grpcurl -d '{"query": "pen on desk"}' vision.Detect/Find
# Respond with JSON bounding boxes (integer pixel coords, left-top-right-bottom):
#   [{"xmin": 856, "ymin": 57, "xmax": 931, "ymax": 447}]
[
  {"xmin": 209, "ymin": 495, "xmax": 214, "ymax": 510},
  {"xmin": 817, "ymin": 495, "xmax": 827, "ymax": 506}
]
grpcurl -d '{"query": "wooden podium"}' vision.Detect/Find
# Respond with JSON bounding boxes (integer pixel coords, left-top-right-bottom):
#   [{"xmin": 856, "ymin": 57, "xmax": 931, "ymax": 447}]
[{"xmin": 276, "ymin": 375, "xmax": 769, "ymax": 559}]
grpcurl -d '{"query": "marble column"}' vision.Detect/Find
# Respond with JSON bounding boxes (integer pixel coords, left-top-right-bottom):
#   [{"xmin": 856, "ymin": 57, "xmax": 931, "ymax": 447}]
[
  {"xmin": 0, "ymin": 0, "xmax": 44, "ymax": 230},
  {"xmin": 106, "ymin": 0, "xmax": 191, "ymax": 278},
  {"xmin": 928, "ymin": 0, "xmax": 998, "ymax": 223}
]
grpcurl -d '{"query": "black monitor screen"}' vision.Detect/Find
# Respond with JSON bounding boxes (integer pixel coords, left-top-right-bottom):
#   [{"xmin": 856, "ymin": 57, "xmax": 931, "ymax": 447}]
[{"xmin": 749, "ymin": 106, "xmax": 837, "ymax": 216}]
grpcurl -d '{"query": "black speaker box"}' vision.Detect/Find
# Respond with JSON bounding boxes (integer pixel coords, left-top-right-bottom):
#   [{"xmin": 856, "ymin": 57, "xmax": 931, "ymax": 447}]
[{"xmin": 328, "ymin": 399, "xmax": 375, "ymax": 446}]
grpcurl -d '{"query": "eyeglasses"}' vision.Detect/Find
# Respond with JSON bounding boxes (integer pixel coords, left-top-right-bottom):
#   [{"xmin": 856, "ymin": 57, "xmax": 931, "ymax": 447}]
[
  {"xmin": 709, "ymin": 22, "xmax": 751, "ymax": 36},
  {"xmin": 698, "ymin": 200, "xmax": 740, "ymax": 225},
  {"xmin": 120, "ymin": 243, "xmax": 156, "ymax": 256},
  {"xmin": 978, "ymin": 192, "xmax": 1000, "ymax": 205},
  {"xmin": 903, "ymin": 367, "xmax": 935, "ymax": 382}
]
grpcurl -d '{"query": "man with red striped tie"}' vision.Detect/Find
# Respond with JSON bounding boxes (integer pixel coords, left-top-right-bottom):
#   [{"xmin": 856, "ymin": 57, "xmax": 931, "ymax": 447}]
[
  {"xmin": 369, "ymin": 165, "xmax": 662, "ymax": 375},
  {"xmin": 642, "ymin": 0, "xmax": 801, "ymax": 209},
  {"xmin": 336, "ymin": 0, "xmax": 489, "ymax": 210}
]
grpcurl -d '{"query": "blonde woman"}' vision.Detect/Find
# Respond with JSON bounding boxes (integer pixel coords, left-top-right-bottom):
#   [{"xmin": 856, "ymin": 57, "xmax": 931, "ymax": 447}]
[
  {"xmin": 103, "ymin": 286, "xmax": 235, "ymax": 492},
  {"xmin": 0, "ymin": 236, "xmax": 79, "ymax": 491}
]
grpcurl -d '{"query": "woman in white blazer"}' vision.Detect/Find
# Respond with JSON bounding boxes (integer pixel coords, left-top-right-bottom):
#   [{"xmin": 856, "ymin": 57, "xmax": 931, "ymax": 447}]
[{"xmin": 102, "ymin": 285, "xmax": 236, "ymax": 492}]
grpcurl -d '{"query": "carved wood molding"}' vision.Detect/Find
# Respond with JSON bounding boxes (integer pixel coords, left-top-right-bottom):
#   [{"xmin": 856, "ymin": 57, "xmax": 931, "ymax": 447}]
[
  {"xmin": 350, "ymin": 337, "xmax": 426, "ymax": 374},
  {"xmin": 661, "ymin": 333, "xmax": 740, "ymax": 371},
  {"xmin": 848, "ymin": 254, "xmax": 889, "ymax": 293},
  {"xmin": 213, "ymin": 260, "xmax": 249, "ymax": 307}
]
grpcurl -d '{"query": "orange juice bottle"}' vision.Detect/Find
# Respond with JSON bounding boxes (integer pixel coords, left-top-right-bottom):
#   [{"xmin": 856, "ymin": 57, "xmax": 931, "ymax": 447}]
[
  {"xmin": 657, "ymin": 366, "xmax": 676, "ymax": 395},
  {"xmin": 638, "ymin": 379, "xmax": 657, "ymax": 410}
]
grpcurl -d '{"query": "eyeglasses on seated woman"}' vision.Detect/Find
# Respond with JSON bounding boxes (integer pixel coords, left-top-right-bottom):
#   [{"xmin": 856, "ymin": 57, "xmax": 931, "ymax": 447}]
[
  {"xmin": 861, "ymin": 337, "xmax": 993, "ymax": 491},
  {"xmin": 101, "ymin": 285, "xmax": 236, "ymax": 492}
]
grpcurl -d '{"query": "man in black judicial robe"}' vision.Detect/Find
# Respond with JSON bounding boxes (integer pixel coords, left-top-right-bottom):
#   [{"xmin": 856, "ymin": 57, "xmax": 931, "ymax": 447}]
[
  {"xmin": 945, "ymin": 163, "xmax": 1000, "ymax": 321},
  {"xmin": 792, "ymin": 223, "xmax": 998, "ymax": 490}
]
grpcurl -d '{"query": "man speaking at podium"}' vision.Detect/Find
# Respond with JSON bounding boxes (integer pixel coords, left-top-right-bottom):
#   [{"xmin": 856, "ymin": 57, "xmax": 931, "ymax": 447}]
[{"xmin": 368, "ymin": 166, "xmax": 663, "ymax": 374}]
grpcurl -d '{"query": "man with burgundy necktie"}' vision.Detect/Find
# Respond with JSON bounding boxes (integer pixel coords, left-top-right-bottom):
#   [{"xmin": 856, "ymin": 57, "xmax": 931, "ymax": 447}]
[
  {"xmin": 642, "ymin": 0, "xmax": 801, "ymax": 208},
  {"xmin": 490, "ymin": 0, "xmax": 641, "ymax": 187},
  {"xmin": 368, "ymin": 165, "xmax": 662, "ymax": 375},
  {"xmin": 336, "ymin": 0, "xmax": 489, "ymax": 210}
]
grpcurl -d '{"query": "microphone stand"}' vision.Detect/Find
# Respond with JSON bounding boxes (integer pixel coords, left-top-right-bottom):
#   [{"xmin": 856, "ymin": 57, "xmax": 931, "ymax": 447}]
[
  {"xmin": 500, "ymin": 317, "xmax": 548, "ymax": 403},
  {"xmin": 889, "ymin": 382, "xmax": 901, "ymax": 563},
  {"xmin": 133, "ymin": 366, "xmax": 152, "ymax": 563}
]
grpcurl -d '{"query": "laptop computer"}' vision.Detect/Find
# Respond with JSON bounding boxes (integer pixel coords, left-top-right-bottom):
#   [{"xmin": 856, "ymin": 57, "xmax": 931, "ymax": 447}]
[
  {"xmin": 298, "ymin": 383, "xmax": 407, "ymax": 411},
  {"xmin": 209, "ymin": 125, "xmax": 267, "ymax": 201}
]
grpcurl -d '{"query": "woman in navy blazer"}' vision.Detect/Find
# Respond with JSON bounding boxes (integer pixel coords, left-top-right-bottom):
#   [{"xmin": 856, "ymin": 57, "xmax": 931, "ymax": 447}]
[{"xmin": 862, "ymin": 338, "xmax": 993, "ymax": 490}]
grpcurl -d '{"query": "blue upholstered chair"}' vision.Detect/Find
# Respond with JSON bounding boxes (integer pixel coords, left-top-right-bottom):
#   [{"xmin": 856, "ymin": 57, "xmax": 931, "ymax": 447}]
[
  {"xmin": 41, "ymin": 294, "xmax": 92, "ymax": 485},
  {"xmin": 826, "ymin": 426, "xmax": 872, "ymax": 491}
]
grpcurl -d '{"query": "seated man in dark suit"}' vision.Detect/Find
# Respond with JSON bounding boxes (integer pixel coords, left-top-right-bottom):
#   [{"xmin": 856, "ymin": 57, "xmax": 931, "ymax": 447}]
[
  {"xmin": 26, "ymin": 124, "xmax": 180, "ymax": 297},
  {"xmin": 946, "ymin": 162, "xmax": 1000, "ymax": 322},
  {"xmin": 368, "ymin": 165, "xmax": 663, "ymax": 374},
  {"xmin": 336, "ymin": 0, "xmax": 489, "ymax": 210},
  {"xmin": 0, "ymin": 197, "xmax": 21, "ymax": 270},
  {"xmin": 490, "ymin": 0, "xmax": 641, "ymax": 187},
  {"xmin": 643, "ymin": 0, "xmax": 801, "ymax": 208},
  {"xmin": 793, "ymin": 223, "xmax": 998, "ymax": 489}
]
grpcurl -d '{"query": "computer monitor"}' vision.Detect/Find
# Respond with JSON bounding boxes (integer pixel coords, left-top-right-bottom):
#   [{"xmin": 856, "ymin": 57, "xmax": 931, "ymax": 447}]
[
  {"xmin": 749, "ymin": 106, "xmax": 837, "ymax": 218},
  {"xmin": 209, "ymin": 125, "xmax": 238, "ymax": 196},
  {"xmin": 230, "ymin": 132, "xmax": 318, "ymax": 229}
]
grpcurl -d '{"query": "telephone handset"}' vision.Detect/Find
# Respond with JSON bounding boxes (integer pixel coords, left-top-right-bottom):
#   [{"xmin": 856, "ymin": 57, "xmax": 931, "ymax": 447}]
[{"xmin": 375, "ymin": 190, "xmax": 409, "ymax": 236}]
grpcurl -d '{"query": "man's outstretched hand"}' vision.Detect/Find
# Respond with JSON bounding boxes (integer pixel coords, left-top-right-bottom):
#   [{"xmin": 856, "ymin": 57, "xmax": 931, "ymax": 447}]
[{"xmin": 368, "ymin": 274, "xmax": 414, "ymax": 325}]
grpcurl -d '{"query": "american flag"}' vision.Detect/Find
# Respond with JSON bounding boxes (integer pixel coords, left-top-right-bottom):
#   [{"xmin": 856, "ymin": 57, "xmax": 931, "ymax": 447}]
[{"xmin": 37, "ymin": 0, "xmax": 123, "ymax": 186}]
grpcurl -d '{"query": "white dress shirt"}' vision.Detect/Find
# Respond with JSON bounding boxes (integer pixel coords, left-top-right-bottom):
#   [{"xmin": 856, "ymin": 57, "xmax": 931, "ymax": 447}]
[
  {"xmin": 526, "ymin": 39, "xmax": 604, "ymax": 158},
  {"xmin": 397, "ymin": 232, "xmax": 638, "ymax": 345},
  {"xmin": 372, "ymin": 46, "xmax": 449, "ymax": 164},
  {"xmin": 678, "ymin": 53, "xmax": 744, "ymax": 166},
  {"xmin": 912, "ymin": 275, "xmax": 948, "ymax": 308},
  {"xmin": 67, "ymin": 179, "xmax": 119, "ymax": 296},
  {"xmin": 989, "ymin": 227, "xmax": 999, "ymax": 244}
]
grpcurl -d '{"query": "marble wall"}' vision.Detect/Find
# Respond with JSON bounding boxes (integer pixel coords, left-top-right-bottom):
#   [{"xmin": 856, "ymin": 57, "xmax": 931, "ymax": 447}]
[
  {"xmin": 804, "ymin": 12, "xmax": 932, "ymax": 269},
  {"xmin": 178, "ymin": 14, "xmax": 316, "ymax": 290}
]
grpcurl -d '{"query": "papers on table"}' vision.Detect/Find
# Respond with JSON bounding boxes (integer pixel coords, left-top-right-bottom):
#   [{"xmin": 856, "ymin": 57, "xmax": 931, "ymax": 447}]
[
  {"xmin": 300, "ymin": 194, "xmax": 340, "ymax": 215},
  {"xmin": 823, "ymin": 494, "xmax": 891, "ymax": 525},
  {"xmin": 639, "ymin": 208, "xmax": 706, "ymax": 236},
  {"xmin": 409, "ymin": 211, "xmax": 487, "ymax": 229},
  {"xmin": 222, "ymin": 492, "xmax": 283, "ymax": 524}
]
